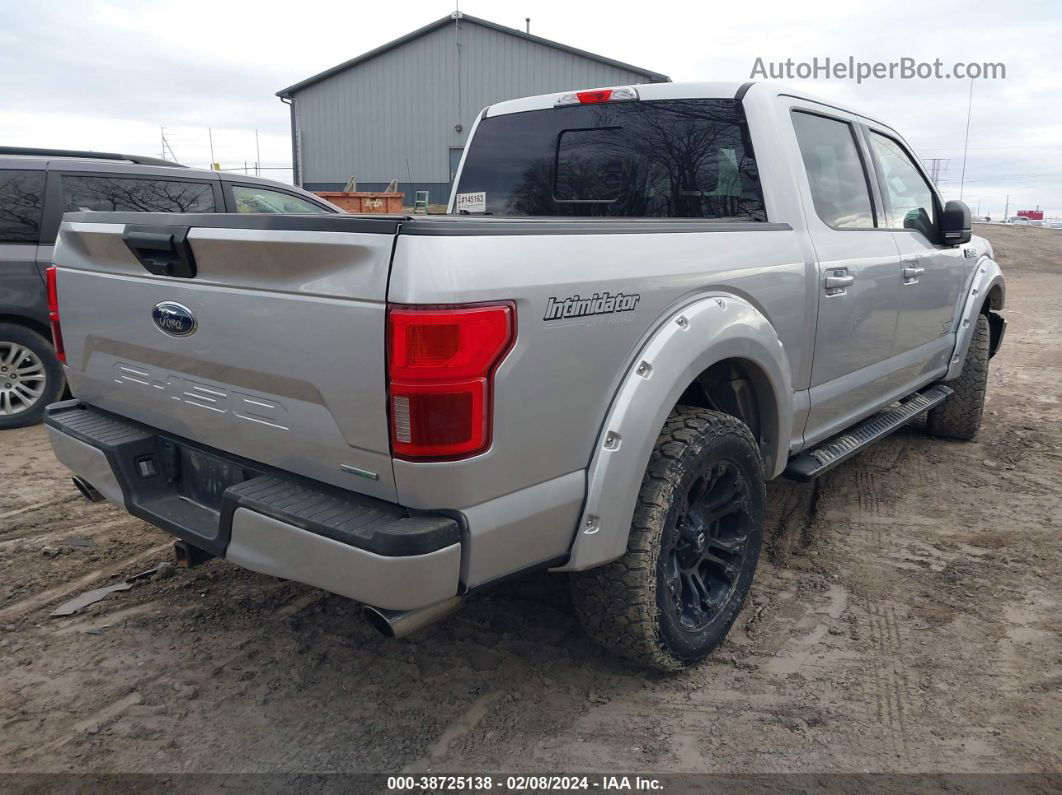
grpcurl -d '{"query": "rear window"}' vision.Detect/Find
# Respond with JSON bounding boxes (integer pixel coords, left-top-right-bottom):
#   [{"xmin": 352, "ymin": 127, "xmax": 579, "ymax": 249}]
[
  {"xmin": 0, "ymin": 169, "xmax": 46, "ymax": 243},
  {"xmin": 61, "ymin": 174, "xmax": 216, "ymax": 213},
  {"xmin": 454, "ymin": 98, "xmax": 766, "ymax": 220}
]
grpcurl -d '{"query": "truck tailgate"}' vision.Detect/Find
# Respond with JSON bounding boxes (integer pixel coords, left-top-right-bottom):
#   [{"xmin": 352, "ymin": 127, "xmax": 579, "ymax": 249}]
[{"xmin": 53, "ymin": 213, "xmax": 402, "ymax": 501}]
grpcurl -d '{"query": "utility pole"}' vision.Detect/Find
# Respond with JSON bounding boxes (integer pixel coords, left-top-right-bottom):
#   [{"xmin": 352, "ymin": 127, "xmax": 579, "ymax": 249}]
[
  {"xmin": 208, "ymin": 128, "xmax": 216, "ymax": 170},
  {"xmin": 959, "ymin": 78, "xmax": 973, "ymax": 200},
  {"xmin": 160, "ymin": 127, "xmax": 177, "ymax": 162},
  {"xmin": 923, "ymin": 158, "xmax": 948, "ymax": 189},
  {"xmin": 255, "ymin": 129, "xmax": 261, "ymax": 177},
  {"xmin": 1003, "ymin": 194, "xmax": 1009, "ymax": 220}
]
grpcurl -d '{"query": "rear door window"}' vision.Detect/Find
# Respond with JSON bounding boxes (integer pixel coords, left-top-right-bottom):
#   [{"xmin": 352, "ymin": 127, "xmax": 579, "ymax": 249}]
[
  {"xmin": 0, "ymin": 169, "xmax": 46, "ymax": 243},
  {"xmin": 231, "ymin": 185, "xmax": 326, "ymax": 214},
  {"xmin": 791, "ymin": 111, "xmax": 876, "ymax": 229},
  {"xmin": 60, "ymin": 174, "xmax": 216, "ymax": 213},
  {"xmin": 455, "ymin": 98, "xmax": 766, "ymax": 219}
]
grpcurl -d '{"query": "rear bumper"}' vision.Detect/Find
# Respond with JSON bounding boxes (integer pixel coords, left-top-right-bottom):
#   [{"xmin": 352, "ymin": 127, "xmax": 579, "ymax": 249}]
[{"xmin": 44, "ymin": 400, "xmax": 462, "ymax": 611}]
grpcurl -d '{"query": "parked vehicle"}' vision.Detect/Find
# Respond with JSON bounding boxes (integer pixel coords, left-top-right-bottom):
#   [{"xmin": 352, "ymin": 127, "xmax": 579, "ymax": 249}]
[
  {"xmin": 1008, "ymin": 216, "xmax": 1031, "ymax": 225},
  {"xmin": 0, "ymin": 147, "xmax": 338, "ymax": 428},
  {"xmin": 43, "ymin": 82, "xmax": 1005, "ymax": 670}
]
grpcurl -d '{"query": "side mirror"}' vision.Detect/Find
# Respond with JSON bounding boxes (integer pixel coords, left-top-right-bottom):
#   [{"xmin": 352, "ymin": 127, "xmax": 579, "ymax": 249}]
[{"xmin": 941, "ymin": 200, "xmax": 972, "ymax": 245}]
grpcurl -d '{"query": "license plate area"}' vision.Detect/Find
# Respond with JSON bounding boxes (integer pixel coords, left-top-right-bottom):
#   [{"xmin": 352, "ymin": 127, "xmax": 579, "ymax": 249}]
[{"xmin": 158, "ymin": 439, "xmax": 259, "ymax": 512}]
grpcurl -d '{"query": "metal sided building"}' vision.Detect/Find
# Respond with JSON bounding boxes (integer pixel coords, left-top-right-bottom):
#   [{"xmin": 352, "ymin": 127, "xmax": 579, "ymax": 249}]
[{"xmin": 276, "ymin": 12, "xmax": 669, "ymax": 203}]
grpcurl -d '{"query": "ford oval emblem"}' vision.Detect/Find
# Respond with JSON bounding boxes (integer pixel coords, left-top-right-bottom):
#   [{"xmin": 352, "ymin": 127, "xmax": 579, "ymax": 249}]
[{"xmin": 152, "ymin": 302, "xmax": 197, "ymax": 337}]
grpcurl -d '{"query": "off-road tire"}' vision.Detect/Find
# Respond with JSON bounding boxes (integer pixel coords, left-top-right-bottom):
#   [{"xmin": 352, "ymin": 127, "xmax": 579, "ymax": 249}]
[
  {"xmin": 0, "ymin": 324, "xmax": 64, "ymax": 430},
  {"xmin": 571, "ymin": 407, "xmax": 765, "ymax": 671},
  {"xmin": 927, "ymin": 313, "xmax": 990, "ymax": 441}
]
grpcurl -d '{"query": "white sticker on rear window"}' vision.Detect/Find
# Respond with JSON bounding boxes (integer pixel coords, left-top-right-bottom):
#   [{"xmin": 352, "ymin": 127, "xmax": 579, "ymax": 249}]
[{"xmin": 455, "ymin": 192, "xmax": 486, "ymax": 213}]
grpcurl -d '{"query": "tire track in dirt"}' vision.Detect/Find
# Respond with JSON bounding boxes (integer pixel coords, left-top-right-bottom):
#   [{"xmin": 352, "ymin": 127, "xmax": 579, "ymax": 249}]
[
  {"xmin": 403, "ymin": 691, "xmax": 505, "ymax": 771},
  {"xmin": 763, "ymin": 478, "xmax": 817, "ymax": 563},
  {"xmin": 52, "ymin": 601, "xmax": 162, "ymax": 636},
  {"xmin": 0, "ymin": 515, "xmax": 141, "ymax": 550},
  {"xmin": 11, "ymin": 626, "xmax": 292, "ymax": 767},
  {"xmin": 34, "ymin": 692, "xmax": 146, "ymax": 757},
  {"xmin": 0, "ymin": 494, "xmax": 80, "ymax": 524},
  {"xmin": 0, "ymin": 542, "xmax": 171, "ymax": 622},
  {"xmin": 763, "ymin": 582, "xmax": 849, "ymax": 677},
  {"xmin": 811, "ymin": 428, "xmax": 922, "ymax": 758},
  {"xmin": 858, "ymin": 598, "xmax": 913, "ymax": 757}
]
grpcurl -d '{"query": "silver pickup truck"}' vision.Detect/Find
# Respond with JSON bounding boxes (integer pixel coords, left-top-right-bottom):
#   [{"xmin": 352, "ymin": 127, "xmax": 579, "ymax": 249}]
[{"xmin": 44, "ymin": 81, "xmax": 1005, "ymax": 670}]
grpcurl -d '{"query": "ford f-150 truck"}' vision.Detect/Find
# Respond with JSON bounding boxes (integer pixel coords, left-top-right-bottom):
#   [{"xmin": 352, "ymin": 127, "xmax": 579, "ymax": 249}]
[{"xmin": 43, "ymin": 82, "xmax": 1005, "ymax": 670}]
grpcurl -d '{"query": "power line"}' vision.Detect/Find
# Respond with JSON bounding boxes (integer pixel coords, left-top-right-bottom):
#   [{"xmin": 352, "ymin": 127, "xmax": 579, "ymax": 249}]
[
  {"xmin": 961, "ymin": 151, "xmax": 1062, "ymax": 171},
  {"xmin": 963, "ymin": 170, "xmax": 1062, "ymax": 183},
  {"xmin": 185, "ymin": 164, "xmax": 293, "ymax": 173},
  {"xmin": 920, "ymin": 144, "xmax": 1062, "ymax": 151}
]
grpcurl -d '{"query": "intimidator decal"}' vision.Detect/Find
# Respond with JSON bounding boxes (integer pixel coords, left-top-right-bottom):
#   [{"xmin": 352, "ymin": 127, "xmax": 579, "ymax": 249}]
[{"xmin": 543, "ymin": 291, "xmax": 641, "ymax": 322}]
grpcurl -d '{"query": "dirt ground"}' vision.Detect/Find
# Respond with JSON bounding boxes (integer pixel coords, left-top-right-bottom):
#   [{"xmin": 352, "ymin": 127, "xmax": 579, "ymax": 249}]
[{"xmin": 1, "ymin": 224, "xmax": 1059, "ymax": 777}]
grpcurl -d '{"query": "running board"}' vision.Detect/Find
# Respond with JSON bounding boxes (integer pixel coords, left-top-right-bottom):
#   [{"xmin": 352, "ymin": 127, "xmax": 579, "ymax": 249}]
[{"xmin": 784, "ymin": 385, "xmax": 954, "ymax": 481}]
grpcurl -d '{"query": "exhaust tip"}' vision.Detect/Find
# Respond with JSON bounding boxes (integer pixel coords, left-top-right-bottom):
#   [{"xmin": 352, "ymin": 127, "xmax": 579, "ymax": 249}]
[
  {"xmin": 362, "ymin": 606, "xmax": 398, "ymax": 638},
  {"xmin": 71, "ymin": 476, "xmax": 104, "ymax": 503},
  {"xmin": 362, "ymin": 596, "xmax": 465, "ymax": 640}
]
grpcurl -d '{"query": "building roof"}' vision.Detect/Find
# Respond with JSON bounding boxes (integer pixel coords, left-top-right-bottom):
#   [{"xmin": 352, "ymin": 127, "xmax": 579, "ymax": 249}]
[{"xmin": 276, "ymin": 13, "xmax": 670, "ymax": 98}]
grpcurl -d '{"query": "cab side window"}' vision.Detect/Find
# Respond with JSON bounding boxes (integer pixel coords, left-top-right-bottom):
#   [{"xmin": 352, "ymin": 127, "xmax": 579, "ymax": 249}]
[
  {"xmin": 231, "ymin": 185, "xmax": 324, "ymax": 214},
  {"xmin": 791, "ymin": 112, "xmax": 875, "ymax": 229},
  {"xmin": 61, "ymin": 174, "xmax": 216, "ymax": 213},
  {"xmin": 868, "ymin": 132, "xmax": 936, "ymax": 238},
  {"xmin": 0, "ymin": 170, "xmax": 46, "ymax": 243}
]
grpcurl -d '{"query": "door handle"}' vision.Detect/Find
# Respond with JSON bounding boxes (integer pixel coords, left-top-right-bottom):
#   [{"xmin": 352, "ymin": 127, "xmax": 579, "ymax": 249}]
[
  {"xmin": 903, "ymin": 266, "xmax": 925, "ymax": 282},
  {"xmin": 824, "ymin": 274, "xmax": 854, "ymax": 293}
]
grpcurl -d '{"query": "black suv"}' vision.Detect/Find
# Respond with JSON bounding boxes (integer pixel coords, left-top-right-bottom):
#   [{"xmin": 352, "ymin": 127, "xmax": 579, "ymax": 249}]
[{"xmin": 0, "ymin": 147, "xmax": 337, "ymax": 428}]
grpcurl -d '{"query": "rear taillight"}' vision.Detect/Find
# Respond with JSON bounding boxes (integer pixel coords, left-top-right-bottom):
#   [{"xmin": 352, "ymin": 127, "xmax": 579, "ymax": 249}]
[
  {"xmin": 46, "ymin": 266, "xmax": 65, "ymax": 364},
  {"xmin": 387, "ymin": 303, "xmax": 515, "ymax": 460}
]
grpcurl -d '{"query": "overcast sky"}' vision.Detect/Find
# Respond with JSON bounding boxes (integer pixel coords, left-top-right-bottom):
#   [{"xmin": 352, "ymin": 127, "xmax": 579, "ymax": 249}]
[{"xmin": 3, "ymin": 0, "xmax": 1061, "ymax": 218}]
